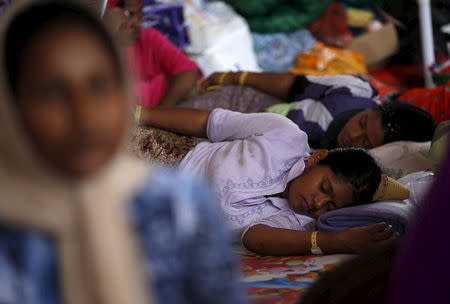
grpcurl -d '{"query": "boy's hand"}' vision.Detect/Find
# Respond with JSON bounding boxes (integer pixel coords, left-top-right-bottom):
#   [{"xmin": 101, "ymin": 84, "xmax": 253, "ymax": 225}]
[{"xmin": 336, "ymin": 223, "xmax": 399, "ymax": 253}]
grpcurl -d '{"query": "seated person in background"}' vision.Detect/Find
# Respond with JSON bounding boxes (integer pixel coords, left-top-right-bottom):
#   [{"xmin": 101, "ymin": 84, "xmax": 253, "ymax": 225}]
[
  {"xmin": 139, "ymin": 107, "xmax": 409, "ymax": 256},
  {"xmin": 187, "ymin": 72, "xmax": 436, "ymax": 150},
  {"xmin": 104, "ymin": 0, "xmax": 200, "ymax": 108},
  {"xmin": 0, "ymin": 1, "xmax": 244, "ymax": 303}
]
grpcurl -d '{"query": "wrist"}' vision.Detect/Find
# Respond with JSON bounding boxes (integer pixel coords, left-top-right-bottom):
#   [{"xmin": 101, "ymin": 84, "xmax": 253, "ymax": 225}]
[
  {"xmin": 228, "ymin": 72, "xmax": 239, "ymax": 85},
  {"xmin": 310, "ymin": 231, "xmax": 323, "ymax": 255},
  {"xmin": 314, "ymin": 231, "xmax": 344, "ymax": 254},
  {"xmin": 239, "ymin": 71, "xmax": 249, "ymax": 86}
]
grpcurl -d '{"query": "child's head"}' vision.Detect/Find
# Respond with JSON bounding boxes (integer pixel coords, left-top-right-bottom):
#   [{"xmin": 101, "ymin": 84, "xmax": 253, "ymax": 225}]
[
  {"xmin": 336, "ymin": 101, "xmax": 436, "ymax": 149},
  {"xmin": 287, "ymin": 148, "xmax": 381, "ymax": 219},
  {"xmin": 4, "ymin": 1, "xmax": 129, "ymax": 178}
]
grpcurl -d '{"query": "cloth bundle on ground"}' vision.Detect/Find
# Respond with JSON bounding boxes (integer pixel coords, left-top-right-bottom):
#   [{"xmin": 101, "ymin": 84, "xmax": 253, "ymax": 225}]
[
  {"xmin": 399, "ymin": 80, "xmax": 450, "ymax": 124},
  {"xmin": 289, "ymin": 42, "xmax": 368, "ymax": 76},
  {"xmin": 317, "ymin": 171, "xmax": 434, "ymax": 234},
  {"xmin": 184, "ymin": 1, "xmax": 261, "ymax": 76},
  {"xmin": 252, "ymin": 29, "xmax": 316, "ymax": 73}
]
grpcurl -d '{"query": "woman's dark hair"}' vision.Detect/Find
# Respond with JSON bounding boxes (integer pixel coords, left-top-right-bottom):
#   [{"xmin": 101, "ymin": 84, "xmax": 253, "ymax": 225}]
[
  {"xmin": 5, "ymin": 0, "xmax": 122, "ymax": 95},
  {"xmin": 376, "ymin": 100, "xmax": 436, "ymax": 144},
  {"xmin": 318, "ymin": 147, "xmax": 382, "ymax": 204}
]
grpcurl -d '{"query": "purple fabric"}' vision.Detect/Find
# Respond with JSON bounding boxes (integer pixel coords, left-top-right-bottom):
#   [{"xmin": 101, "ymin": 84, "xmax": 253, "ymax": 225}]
[
  {"xmin": 292, "ymin": 81, "xmax": 330, "ymax": 100},
  {"xmin": 320, "ymin": 88, "xmax": 378, "ymax": 117},
  {"xmin": 286, "ymin": 109, "xmax": 324, "ymax": 144},
  {"xmin": 142, "ymin": 3, "xmax": 189, "ymax": 49},
  {"xmin": 179, "ymin": 109, "xmax": 315, "ymax": 238},
  {"xmin": 387, "ymin": 140, "xmax": 450, "ymax": 303},
  {"xmin": 178, "ymin": 85, "xmax": 282, "ymax": 113},
  {"xmin": 316, "ymin": 200, "xmax": 413, "ymax": 235},
  {"xmin": 316, "ymin": 172, "xmax": 434, "ymax": 235}
]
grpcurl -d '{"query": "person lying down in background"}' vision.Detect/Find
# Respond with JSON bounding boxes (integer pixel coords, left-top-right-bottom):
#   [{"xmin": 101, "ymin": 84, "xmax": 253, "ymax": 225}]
[
  {"xmin": 0, "ymin": 1, "xmax": 244, "ymax": 303},
  {"xmin": 175, "ymin": 72, "xmax": 437, "ymax": 150},
  {"xmin": 139, "ymin": 107, "xmax": 410, "ymax": 256}
]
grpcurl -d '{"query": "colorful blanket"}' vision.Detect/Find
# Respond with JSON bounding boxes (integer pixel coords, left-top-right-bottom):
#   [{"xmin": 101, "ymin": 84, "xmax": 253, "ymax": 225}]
[{"xmin": 236, "ymin": 246, "xmax": 353, "ymax": 304}]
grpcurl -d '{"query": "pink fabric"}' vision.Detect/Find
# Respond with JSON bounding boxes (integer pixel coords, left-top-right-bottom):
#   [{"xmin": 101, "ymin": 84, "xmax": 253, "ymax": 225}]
[
  {"xmin": 126, "ymin": 28, "xmax": 199, "ymax": 108},
  {"xmin": 106, "ymin": 0, "xmax": 119, "ymax": 9}
]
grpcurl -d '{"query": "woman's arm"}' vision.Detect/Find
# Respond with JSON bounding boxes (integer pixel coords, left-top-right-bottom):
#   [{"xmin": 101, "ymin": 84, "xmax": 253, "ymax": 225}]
[
  {"xmin": 242, "ymin": 223, "xmax": 398, "ymax": 256},
  {"xmin": 145, "ymin": 28, "xmax": 200, "ymax": 107},
  {"xmin": 199, "ymin": 72, "xmax": 296, "ymax": 100},
  {"xmin": 159, "ymin": 69, "xmax": 200, "ymax": 107},
  {"xmin": 141, "ymin": 108, "xmax": 304, "ymax": 144},
  {"xmin": 140, "ymin": 107, "xmax": 211, "ymax": 138}
]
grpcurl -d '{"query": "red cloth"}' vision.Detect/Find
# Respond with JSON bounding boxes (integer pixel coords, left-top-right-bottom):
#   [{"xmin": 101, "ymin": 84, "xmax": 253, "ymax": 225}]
[
  {"xmin": 399, "ymin": 80, "xmax": 450, "ymax": 123},
  {"xmin": 369, "ymin": 79, "xmax": 399, "ymax": 101},
  {"xmin": 126, "ymin": 28, "xmax": 200, "ymax": 108},
  {"xmin": 106, "ymin": 0, "xmax": 119, "ymax": 9},
  {"xmin": 307, "ymin": 2, "xmax": 352, "ymax": 48}
]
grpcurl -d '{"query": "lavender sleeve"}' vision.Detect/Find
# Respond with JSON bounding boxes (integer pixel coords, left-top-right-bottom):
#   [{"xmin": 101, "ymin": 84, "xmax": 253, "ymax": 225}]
[{"xmin": 207, "ymin": 109, "xmax": 303, "ymax": 143}]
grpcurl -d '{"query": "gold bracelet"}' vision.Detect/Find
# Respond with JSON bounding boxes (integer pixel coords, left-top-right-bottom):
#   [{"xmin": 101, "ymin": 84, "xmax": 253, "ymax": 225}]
[
  {"xmin": 206, "ymin": 85, "xmax": 222, "ymax": 91},
  {"xmin": 218, "ymin": 72, "xmax": 229, "ymax": 85},
  {"xmin": 134, "ymin": 105, "xmax": 142, "ymax": 125},
  {"xmin": 239, "ymin": 71, "xmax": 248, "ymax": 86},
  {"xmin": 311, "ymin": 231, "xmax": 323, "ymax": 255}
]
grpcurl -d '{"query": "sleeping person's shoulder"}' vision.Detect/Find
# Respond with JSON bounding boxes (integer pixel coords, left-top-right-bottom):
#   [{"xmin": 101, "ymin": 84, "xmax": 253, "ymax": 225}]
[{"xmin": 208, "ymin": 108, "xmax": 307, "ymax": 137}]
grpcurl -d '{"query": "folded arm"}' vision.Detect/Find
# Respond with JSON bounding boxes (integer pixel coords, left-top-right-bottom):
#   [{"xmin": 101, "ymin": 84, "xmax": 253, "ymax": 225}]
[
  {"xmin": 141, "ymin": 107, "xmax": 211, "ymax": 138},
  {"xmin": 199, "ymin": 72, "xmax": 296, "ymax": 100},
  {"xmin": 141, "ymin": 108, "xmax": 303, "ymax": 143},
  {"xmin": 242, "ymin": 223, "xmax": 398, "ymax": 256}
]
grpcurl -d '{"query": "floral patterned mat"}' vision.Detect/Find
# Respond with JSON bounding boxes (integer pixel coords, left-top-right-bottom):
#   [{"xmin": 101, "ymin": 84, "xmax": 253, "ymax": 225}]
[{"xmin": 236, "ymin": 246, "xmax": 353, "ymax": 304}]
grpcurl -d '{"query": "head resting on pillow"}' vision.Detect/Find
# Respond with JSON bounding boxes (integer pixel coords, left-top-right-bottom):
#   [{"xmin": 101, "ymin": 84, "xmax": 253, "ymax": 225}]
[{"xmin": 380, "ymin": 100, "xmax": 436, "ymax": 144}]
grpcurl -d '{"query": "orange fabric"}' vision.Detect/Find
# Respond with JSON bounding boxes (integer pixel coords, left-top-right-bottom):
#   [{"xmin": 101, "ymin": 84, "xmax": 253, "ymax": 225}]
[
  {"xmin": 399, "ymin": 80, "xmax": 450, "ymax": 123},
  {"xmin": 289, "ymin": 42, "xmax": 367, "ymax": 76},
  {"xmin": 369, "ymin": 79, "xmax": 399, "ymax": 101}
]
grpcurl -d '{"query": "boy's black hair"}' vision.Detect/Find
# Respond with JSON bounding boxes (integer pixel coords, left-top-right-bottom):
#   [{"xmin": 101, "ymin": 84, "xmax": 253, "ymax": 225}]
[
  {"xmin": 376, "ymin": 100, "xmax": 436, "ymax": 144},
  {"xmin": 5, "ymin": 0, "xmax": 122, "ymax": 95},
  {"xmin": 318, "ymin": 147, "xmax": 382, "ymax": 204}
]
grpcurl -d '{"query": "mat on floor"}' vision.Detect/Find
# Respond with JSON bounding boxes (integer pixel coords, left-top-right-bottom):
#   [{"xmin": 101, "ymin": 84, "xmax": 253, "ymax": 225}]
[{"xmin": 236, "ymin": 246, "xmax": 353, "ymax": 304}]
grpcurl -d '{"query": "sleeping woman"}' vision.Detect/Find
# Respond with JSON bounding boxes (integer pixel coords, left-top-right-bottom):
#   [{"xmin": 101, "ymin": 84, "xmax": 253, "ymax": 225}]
[{"xmin": 139, "ymin": 106, "xmax": 409, "ymax": 256}]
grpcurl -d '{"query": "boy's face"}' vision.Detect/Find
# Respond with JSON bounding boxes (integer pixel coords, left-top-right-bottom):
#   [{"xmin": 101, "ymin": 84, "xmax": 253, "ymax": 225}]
[
  {"xmin": 337, "ymin": 108, "xmax": 384, "ymax": 149},
  {"xmin": 287, "ymin": 163, "xmax": 354, "ymax": 219},
  {"xmin": 15, "ymin": 25, "xmax": 127, "ymax": 178}
]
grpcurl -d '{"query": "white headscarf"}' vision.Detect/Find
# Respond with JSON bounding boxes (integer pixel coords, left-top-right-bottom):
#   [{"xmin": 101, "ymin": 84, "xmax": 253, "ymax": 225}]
[{"xmin": 0, "ymin": 1, "xmax": 154, "ymax": 303}]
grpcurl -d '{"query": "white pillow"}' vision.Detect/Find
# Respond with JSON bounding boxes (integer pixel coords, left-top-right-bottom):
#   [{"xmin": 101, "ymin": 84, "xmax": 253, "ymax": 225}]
[{"xmin": 369, "ymin": 141, "xmax": 431, "ymax": 179}]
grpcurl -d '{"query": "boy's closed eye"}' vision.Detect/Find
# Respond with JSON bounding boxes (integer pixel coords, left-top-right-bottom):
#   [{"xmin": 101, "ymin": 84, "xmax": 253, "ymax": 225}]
[
  {"xmin": 359, "ymin": 115, "xmax": 374, "ymax": 148},
  {"xmin": 320, "ymin": 178, "xmax": 332, "ymax": 194},
  {"xmin": 360, "ymin": 114, "xmax": 367, "ymax": 129}
]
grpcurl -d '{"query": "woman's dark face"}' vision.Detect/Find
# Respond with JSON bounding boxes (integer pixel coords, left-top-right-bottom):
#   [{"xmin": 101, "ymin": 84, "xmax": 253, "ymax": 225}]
[
  {"xmin": 14, "ymin": 24, "xmax": 128, "ymax": 178},
  {"xmin": 337, "ymin": 108, "xmax": 385, "ymax": 149}
]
